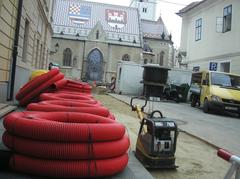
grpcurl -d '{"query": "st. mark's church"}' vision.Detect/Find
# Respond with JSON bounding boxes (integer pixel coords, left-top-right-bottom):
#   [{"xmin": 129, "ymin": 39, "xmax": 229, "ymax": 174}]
[{"xmin": 51, "ymin": 0, "xmax": 174, "ymax": 83}]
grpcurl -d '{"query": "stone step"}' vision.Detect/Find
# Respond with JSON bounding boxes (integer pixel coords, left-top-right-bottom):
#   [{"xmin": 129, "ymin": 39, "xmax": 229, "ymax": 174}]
[{"xmin": 0, "ymin": 104, "xmax": 17, "ymax": 119}]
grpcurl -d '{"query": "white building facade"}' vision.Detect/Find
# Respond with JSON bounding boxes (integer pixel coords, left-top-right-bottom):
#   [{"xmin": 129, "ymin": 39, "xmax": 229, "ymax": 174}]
[{"xmin": 177, "ymin": 0, "xmax": 240, "ymax": 74}]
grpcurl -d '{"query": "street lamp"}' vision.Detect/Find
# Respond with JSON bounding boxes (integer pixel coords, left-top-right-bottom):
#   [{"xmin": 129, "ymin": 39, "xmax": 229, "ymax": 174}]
[{"xmin": 49, "ymin": 43, "xmax": 59, "ymax": 55}]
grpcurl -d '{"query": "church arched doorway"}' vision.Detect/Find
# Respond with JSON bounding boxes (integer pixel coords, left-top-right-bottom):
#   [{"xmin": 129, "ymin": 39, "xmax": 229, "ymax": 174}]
[{"xmin": 86, "ymin": 48, "xmax": 103, "ymax": 81}]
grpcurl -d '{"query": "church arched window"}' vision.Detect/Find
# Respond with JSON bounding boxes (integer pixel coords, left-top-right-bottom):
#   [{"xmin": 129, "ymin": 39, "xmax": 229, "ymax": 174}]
[
  {"xmin": 96, "ymin": 30, "xmax": 99, "ymax": 39},
  {"xmin": 144, "ymin": 59, "xmax": 148, "ymax": 64},
  {"xmin": 160, "ymin": 51, "xmax": 164, "ymax": 66},
  {"xmin": 63, "ymin": 48, "xmax": 72, "ymax": 66},
  {"xmin": 122, "ymin": 54, "xmax": 130, "ymax": 61}
]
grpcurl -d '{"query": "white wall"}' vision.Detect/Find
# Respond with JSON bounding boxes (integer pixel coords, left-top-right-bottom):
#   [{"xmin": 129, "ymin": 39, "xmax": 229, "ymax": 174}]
[
  {"xmin": 116, "ymin": 61, "xmax": 143, "ymax": 95},
  {"xmin": 180, "ymin": 0, "xmax": 240, "ymax": 73}
]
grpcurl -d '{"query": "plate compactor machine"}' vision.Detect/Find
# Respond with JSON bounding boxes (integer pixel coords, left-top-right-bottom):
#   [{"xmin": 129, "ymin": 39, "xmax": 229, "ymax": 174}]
[{"xmin": 130, "ymin": 97, "xmax": 178, "ymax": 169}]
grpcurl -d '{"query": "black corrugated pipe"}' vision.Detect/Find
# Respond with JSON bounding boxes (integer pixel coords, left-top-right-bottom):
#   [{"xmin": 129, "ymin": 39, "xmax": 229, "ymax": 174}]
[{"xmin": 7, "ymin": 0, "xmax": 23, "ymax": 101}]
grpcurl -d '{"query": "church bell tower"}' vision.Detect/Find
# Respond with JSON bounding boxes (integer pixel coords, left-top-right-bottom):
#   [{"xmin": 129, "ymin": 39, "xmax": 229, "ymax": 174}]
[{"xmin": 130, "ymin": 0, "xmax": 157, "ymax": 21}]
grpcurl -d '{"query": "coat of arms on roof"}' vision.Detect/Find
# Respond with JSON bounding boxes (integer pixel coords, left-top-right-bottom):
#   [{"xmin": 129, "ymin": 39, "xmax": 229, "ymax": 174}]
[
  {"xmin": 68, "ymin": 4, "xmax": 91, "ymax": 24},
  {"xmin": 105, "ymin": 9, "xmax": 127, "ymax": 29}
]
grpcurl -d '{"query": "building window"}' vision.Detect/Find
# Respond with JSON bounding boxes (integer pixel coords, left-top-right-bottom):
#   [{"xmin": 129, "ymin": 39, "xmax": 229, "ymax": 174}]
[
  {"xmin": 37, "ymin": 16, "xmax": 43, "ymax": 34},
  {"xmin": 122, "ymin": 54, "xmax": 130, "ymax": 61},
  {"xmin": 142, "ymin": 7, "xmax": 147, "ymax": 13},
  {"xmin": 86, "ymin": 48, "xmax": 103, "ymax": 81},
  {"xmin": 73, "ymin": 57, "xmax": 77, "ymax": 67},
  {"xmin": 39, "ymin": 44, "xmax": 43, "ymax": 68},
  {"xmin": 220, "ymin": 62, "xmax": 230, "ymax": 73},
  {"xmin": 144, "ymin": 59, "xmax": 148, "ymax": 64},
  {"xmin": 159, "ymin": 51, "xmax": 164, "ymax": 66},
  {"xmin": 195, "ymin": 18, "xmax": 202, "ymax": 41},
  {"xmin": 223, "ymin": 5, "xmax": 232, "ymax": 32},
  {"xmin": 193, "ymin": 66, "xmax": 200, "ymax": 72},
  {"xmin": 35, "ymin": 39, "xmax": 39, "ymax": 68},
  {"xmin": 22, "ymin": 19, "xmax": 30, "ymax": 62},
  {"xmin": 63, "ymin": 48, "xmax": 72, "ymax": 66},
  {"xmin": 96, "ymin": 30, "xmax": 99, "ymax": 39}
]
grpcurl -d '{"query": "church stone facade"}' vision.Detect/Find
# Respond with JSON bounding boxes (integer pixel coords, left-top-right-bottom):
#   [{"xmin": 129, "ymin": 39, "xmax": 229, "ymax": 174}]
[{"xmin": 51, "ymin": 0, "xmax": 174, "ymax": 83}]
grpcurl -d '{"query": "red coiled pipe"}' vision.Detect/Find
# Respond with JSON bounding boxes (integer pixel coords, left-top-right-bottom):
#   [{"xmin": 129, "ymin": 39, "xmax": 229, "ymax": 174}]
[
  {"xmin": 38, "ymin": 100, "xmax": 102, "ymax": 107},
  {"xmin": 16, "ymin": 68, "xmax": 59, "ymax": 100},
  {"xmin": 9, "ymin": 153, "xmax": 128, "ymax": 178},
  {"xmin": 40, "ymin": 92, "xmax": 94, "ymax": 101},
  {"xmin": 26, "ymin": 103, "xmax": 112, "ymax": 118},
  {"xmin": 19, "ymin": 73, "xmax": 64, "ymax": 106},
  {"xmin": 4, "ymin": 112, "xmax": 124, "ymax": 142},
  {"xmin": 3, "ymin": 132, "xmax": 129, "ymax": 160}
]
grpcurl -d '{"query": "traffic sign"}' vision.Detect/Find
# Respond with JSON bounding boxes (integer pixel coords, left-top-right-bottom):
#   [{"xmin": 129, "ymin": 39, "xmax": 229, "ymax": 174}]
[{"xmin": 209, "ymin": 62, "xmax": 218, "ymax": 71}]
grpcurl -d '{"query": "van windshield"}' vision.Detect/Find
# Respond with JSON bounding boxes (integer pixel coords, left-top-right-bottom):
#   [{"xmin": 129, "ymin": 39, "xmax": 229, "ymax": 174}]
[{"xmin": 211, "ymin": 72, "xmax": 240, "ymax": 88}]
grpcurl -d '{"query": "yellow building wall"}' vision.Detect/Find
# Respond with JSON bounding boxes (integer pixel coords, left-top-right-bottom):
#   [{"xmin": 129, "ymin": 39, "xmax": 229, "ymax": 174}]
[{"xmin": 0, "ymin": 0, "xmax": 18, "ymax": 82}]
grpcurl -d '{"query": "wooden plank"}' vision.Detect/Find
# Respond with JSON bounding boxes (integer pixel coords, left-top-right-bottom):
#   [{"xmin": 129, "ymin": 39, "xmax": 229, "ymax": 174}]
[
  {"xmin": 0, "ymin": 105, "xmax": 16, "ymax": 118},
  {"xmin": 0, "ymin": 103, "xmax": 8, "ymax": 110}
]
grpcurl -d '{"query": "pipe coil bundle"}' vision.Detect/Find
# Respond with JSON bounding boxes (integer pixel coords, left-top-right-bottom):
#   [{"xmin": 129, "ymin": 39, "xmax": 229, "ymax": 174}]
[{"xmin": 3, "ymin": 69, "xmax": 129, "ymax": 177}]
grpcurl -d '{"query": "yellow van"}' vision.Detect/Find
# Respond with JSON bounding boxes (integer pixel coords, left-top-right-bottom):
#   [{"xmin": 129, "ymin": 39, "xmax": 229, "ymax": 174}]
[{"xmin": 189, "ymin": 71, "xmax": 240, "ymax": 115}]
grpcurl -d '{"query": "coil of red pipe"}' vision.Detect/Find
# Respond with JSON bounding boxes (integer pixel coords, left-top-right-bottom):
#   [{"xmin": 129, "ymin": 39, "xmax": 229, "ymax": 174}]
[
  {"xmin": 9, "ymin": 153, "xmax": 128, "ymax": 178},
  {"xmin": 16, "ymin": 68, "xmax": 59, "ymax": 100},
  {"xmin": 4, "ymin": 112, "xmax": 123, "ymax": 142}
]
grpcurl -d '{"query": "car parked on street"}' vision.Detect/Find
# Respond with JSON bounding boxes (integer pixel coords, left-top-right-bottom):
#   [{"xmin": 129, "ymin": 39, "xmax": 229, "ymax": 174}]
[{"xmin": 189, "ymin": 71, "xmax": 240, "ymax": 115}]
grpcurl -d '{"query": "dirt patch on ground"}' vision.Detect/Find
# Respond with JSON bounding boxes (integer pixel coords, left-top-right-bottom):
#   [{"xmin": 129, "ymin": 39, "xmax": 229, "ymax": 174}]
[{"xmin": 95, "ymin": 94, "xmax": 229, "ymax": 179}]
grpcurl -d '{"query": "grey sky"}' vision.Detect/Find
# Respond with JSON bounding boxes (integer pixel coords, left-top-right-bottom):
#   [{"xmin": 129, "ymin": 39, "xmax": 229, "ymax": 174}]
[{"xmin": 84, "ymin": 0, "xmax": 198, "ymax": 48}]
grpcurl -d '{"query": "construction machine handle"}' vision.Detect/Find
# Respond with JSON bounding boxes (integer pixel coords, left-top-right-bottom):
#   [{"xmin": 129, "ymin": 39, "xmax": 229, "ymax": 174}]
[
  {"xmin": 149, "ymin": 110, "xmax": 163, "ymax": 118},
  {"xmin": 130, "ymin": 96, "xmax": 147, "ymax": 111}
]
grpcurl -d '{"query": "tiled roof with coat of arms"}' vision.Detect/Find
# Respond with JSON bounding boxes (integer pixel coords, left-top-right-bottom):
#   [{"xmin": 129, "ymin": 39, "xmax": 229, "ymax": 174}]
[{"xmin": 53, "ymin": 0, "xmax": 141, "ymax": 45}]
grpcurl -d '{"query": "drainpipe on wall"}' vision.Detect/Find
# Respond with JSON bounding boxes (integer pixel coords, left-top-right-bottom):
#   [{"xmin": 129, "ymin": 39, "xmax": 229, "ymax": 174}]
[
  {"xmin": 7, "ymin": 0, "xmax": 23, "ymax": 101},
  {"xmin": 81, "ymin": 41, "xmax": 86, "ymax": 80}
]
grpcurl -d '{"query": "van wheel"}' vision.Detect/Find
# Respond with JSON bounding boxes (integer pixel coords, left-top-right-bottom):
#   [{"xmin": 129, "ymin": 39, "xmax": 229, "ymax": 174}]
[{"xmin": 203, "ymin": 99, "xmax": 210, "ymax": 113}]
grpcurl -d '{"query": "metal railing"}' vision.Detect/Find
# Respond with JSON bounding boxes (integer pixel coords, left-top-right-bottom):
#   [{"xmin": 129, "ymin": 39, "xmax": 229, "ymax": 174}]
[{"xmin": 217, "ymin": 149, "xmax": 240, "ymax": 179}]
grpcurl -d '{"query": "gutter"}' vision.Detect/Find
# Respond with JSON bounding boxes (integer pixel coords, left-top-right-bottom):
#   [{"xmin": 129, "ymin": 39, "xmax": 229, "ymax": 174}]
[
  {"xmin": 7, "ymin": 0, "xmax": 23, "ymax": 100},
  {"xmin": 176, "ymin": 0, "xmax": 206, "ymax": 17}
]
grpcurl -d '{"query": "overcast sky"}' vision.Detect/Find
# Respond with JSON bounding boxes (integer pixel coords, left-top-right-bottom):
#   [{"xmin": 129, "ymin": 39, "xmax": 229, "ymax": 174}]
[{"xmin": 84, "ymin": 0, "xmax": 198, "ymax": 48}]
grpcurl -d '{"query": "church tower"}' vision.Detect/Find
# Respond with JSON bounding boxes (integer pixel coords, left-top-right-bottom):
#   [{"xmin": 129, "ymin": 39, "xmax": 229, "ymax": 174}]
[{"xmin": 129, "ymin": 0, "xmax": 157, "ymax": 21}]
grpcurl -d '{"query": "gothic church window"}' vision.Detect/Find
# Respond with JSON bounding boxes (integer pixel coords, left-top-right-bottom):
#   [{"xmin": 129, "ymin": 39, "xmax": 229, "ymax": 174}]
[
  {"xmin": 122, "ymin": 54, "xmax": 130, "ymax": 61},
  {"xmin": 160, "ymin": 51, "xmax": 164, "ymax": 66},
  {"xmin": 63, "ymin": 48, "xmax": 72, "ymax": 66},
  {"xmin": 87, "ymin": 48, "xmax": 103, "ymax": 81},
  {"xmin": 96, "ymin": 30, "xmax": 99, "ymax": 39},
  {"xmin": 73, "ymin": 57, "xmax": 77, "ymax": 67},
  {"xmin": 144, "ymin": 59, "xmax": 148, "ymax": 64}
]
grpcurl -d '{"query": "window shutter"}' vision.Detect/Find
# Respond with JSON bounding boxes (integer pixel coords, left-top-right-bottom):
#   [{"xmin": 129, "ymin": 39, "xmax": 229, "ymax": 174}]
[{"xmin": 216, "ymin": 17, "xmax": 223, "ymax": 33}]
